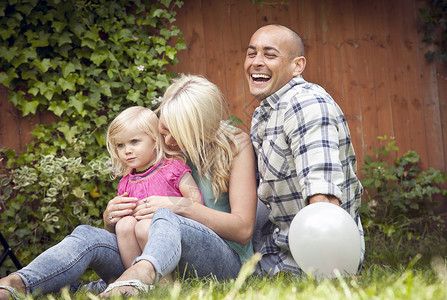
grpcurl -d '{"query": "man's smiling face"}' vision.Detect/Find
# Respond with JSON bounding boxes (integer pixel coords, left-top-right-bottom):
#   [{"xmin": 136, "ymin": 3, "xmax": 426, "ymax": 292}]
[{"xmin": 244, "ymin": 25, "xmax": 303, "ymax": 101}]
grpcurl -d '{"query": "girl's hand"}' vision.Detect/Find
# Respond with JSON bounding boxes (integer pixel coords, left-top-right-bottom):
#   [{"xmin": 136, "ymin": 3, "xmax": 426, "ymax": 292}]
[{"xmin": 103, "ymin": 192, "xmax": 138, "ymax": 233}]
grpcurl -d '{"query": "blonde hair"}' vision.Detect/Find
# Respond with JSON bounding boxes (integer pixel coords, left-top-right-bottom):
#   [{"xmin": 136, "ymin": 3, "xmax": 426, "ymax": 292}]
[
  {"xmin": 158, "ymin": 74, "xmax": 242, "ymax": 198},
  {"xmin": 106, "ymin": 106, "xmax": 164, "ymax": 178}
]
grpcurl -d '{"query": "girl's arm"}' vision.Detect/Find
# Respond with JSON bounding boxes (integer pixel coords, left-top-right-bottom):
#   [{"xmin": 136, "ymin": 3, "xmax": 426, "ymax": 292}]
[
  {"xmin": 135, "ymin": 132, "xmax": 257, "ymax": 245},
  {"xmin": 103, "ymin": 192, "xmax": 137, "ymax": 233}
]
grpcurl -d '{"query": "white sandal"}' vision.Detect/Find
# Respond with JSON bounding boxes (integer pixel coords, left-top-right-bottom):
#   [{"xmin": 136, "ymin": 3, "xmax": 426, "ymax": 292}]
[
  {"xmin": 0, "ymin": 285, "xmax": 22, "ymax": 300},
  {"xmin": 102, "ymin": 279, "xmax": 154, "ymax": 295}
]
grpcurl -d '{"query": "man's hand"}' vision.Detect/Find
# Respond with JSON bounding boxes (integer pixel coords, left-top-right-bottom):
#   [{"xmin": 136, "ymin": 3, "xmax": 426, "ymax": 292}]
[{"xmin": 308, "ymin": 194, "xmax": 340, "ymax": 206}]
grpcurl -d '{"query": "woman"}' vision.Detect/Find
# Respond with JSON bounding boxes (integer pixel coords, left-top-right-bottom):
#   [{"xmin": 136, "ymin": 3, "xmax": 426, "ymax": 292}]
[{"xmin": 0, "ymin": 74, "xmax": 257, "ymax": 299}]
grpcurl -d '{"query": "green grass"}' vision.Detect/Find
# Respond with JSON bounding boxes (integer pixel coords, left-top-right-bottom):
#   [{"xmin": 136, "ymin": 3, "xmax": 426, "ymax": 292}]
[
  {"xmin": 22, "ymin": 221, "xmax": 447, "ymax": 299},
  {"xmin": 38, "ymin": 252, "xmax": 447, "ymax": 300}
]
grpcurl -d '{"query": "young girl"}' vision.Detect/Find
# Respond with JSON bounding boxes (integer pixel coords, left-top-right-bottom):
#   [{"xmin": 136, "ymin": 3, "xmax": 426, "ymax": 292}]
[{"xmin": 106, "ymin": 106, "xmax": 202, "ymax": 269}]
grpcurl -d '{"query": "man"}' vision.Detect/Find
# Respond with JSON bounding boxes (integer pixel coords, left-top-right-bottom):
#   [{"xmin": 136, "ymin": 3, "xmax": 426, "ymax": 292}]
[{"xmin": 246, "ymin": 24, "xmax": 364, "ymax": 275}]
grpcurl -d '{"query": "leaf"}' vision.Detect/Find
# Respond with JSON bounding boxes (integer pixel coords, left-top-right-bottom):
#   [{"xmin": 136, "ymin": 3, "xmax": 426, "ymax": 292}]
[
  {"xmin": 90, "ymin": 51, "xmax": 108, "ymax": 66},
  {"xmin": 34, "ymin": 58, "xmax": 52, "ymax": 72},
  {"xmin": 62, "ymin": 62, "xmax": 76, "ymax": 78},
  {"xmin": 165, "ymin": 46, "xmax": 177, "ymax": 60},
  {"xmin": 22, "ymin": 101, "xmax": 40, "ymax": 116},
  {"xmin": 57, "ymin": 77, "xmax": 75, "ymax": 91},
  {"xmin": 57, "ymin": 123, "xmax": 79, "ymax": 144},
  {"xmin": 57, "ymin": 31, "xmax": 73, "ymax": 46},
  {"xmin": 49, "ymin": 101, "xmax": 68, "ymax": 117}
]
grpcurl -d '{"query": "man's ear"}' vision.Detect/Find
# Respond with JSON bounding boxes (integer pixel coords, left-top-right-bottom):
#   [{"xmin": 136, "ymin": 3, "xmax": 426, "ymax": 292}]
[{"xmin": 292, "ymin": 56, "xmax": 306, "ymax": 76}]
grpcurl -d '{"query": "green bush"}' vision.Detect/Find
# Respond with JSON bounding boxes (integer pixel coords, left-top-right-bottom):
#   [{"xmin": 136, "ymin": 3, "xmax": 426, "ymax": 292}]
[
  {"xmin": 360, "ymin": 136, "xmax": 447, "ymax": 267},
  {"xmin": 0, "ymin": 0, "xmax": 185, "ymax": 276}
]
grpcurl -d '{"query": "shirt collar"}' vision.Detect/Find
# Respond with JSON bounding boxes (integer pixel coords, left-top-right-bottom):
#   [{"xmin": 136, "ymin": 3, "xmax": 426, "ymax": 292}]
[{"xmin": 262, "ymin": 75, "xmax": 305, "ymax": 108}]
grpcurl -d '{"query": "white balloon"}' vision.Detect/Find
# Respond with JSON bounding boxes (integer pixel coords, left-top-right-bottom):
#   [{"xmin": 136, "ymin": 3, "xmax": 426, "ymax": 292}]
[{"xmin": 288, "ymin": 202, "xmax": 361, "ymax": 279}]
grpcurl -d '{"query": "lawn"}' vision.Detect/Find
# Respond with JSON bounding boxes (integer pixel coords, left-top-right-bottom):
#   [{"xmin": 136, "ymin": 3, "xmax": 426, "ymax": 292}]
[{"xmin": 36, "ymin": 229, "xmax": 447, "ymax": 300}]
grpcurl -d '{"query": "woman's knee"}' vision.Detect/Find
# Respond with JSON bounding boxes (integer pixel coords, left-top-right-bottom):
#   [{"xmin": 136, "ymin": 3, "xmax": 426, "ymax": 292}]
[
  {"xmin": 152, "ymin": 207, "xmax": 177, "ymax": 222},
  {"xmin": 70, "ymin": 225, "xmax": 117, "ymax": 248}
]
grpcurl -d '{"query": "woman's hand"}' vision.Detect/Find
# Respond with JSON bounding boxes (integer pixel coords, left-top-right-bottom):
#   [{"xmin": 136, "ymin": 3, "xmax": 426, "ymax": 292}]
[
  {"xmin": 103, "ymin": 192, "xmax": 138, "ymax": 233},
  {"xmin": 133, "ymin": 196, "xmax": 175, "ymax": 221}
]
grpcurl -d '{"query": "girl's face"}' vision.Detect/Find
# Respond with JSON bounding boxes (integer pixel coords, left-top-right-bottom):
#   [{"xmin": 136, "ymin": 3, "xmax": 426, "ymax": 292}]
[
  {"xmin": 158, "ymin": 116, "xmax": 180, "ymax": 151},
  {"xmin": 114, "ymin": 126, "xmax": 157, "ymax": 172}
]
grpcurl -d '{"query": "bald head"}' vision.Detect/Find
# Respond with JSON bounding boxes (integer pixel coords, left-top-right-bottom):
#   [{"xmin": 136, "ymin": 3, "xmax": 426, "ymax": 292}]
[{"xmin": 256, "ymin": 24, "xmax": 305, "ymax": 58}]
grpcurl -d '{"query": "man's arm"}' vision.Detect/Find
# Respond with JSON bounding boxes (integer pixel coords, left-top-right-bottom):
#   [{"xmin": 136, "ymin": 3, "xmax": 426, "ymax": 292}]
[{"xmin": 308, "ymin": 194, "xmax": 340, "ymax": 206}]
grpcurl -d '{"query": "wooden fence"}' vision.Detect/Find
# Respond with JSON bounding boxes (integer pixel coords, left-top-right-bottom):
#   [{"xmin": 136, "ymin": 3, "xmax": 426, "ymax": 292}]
[{"xmin": 1, "ymin": 0, "xmax": 446, "ymax": 175}]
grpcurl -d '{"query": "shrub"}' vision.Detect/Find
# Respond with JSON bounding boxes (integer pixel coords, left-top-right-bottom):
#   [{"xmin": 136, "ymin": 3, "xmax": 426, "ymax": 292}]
[
  {"xmin": 0, "ymin": 0, "xmax": 185, "ymax": 276},
  {"xmin": 360, "ymin": 136, "xmax": 447, "ymax": 267}
]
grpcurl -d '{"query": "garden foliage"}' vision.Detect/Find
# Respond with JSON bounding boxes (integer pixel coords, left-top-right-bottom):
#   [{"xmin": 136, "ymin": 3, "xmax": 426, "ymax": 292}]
[
  {"xmin": 360, "ymin": 136, "xmax": 447, "ymax": 266},
  {"xmin": 0, "ymin": 0, "xmax": 185, "ymax": 275}
]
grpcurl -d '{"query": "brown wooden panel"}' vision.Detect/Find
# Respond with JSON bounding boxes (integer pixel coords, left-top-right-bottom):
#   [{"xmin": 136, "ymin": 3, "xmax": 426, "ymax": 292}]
[
  {"xmin": 398, "ymin": 0, "xmax": 429, "ymax": 168},
  {"xmin": 352, "ymin": 0, "xmax": 380, "ymax": 158},
  {"xmin": 221, "ymin": 0, "xmax": 248, "ymax": 130},
  {"xmin": 386, "ymin": 0, "xmax": 413, "ymax": 156},
  {"xmin": 169, "ymin": 0, "xmax": 206, "ymax": 75},
  {"xmin": 415, "ymin": 0, "xmax": 445, "ymax": 170},
  {"xmin": 320, "ymin": 1, "xmax": 345, "ymax": 109},
  {"xmin": 325, "ymin": 0, "xmax": 365, "ymax": 168},
  {"xmin": 297, "ymin": 1, "xmax": 325, "ymax": 87},
  {"xmin": 237, "ymin": 0, "xmax": 263, "ymax": 129}
]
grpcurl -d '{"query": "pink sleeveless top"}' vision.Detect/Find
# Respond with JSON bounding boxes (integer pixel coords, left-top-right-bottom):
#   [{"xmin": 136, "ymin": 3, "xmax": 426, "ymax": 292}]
[{"xmin": 117, "ymin": 158, "xmax": 191, "ymax": 201}]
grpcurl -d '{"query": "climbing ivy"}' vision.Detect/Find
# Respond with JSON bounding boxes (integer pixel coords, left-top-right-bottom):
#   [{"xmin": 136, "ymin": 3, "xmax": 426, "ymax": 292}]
[
  {"xmin": 420, "ymin": 0, "xmax": 447, "ymax": 63},
  {"xmin": 0, "ymin": 0, "xmax": 185, "ymax": 275}
]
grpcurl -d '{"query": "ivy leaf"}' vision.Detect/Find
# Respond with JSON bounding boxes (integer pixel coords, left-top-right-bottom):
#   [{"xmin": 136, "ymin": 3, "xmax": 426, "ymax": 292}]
[
  {"xmin": 34, "ymin": 58, "xmax": 52, "ymax": 72},
  {"xmin": 58, "ymin": 31, "xmax": 73, "ymax": 46},
  {"xmin": 22, "ymin": 101, "xmax": 40, "ymax": 116},
  {"xmin": 165, "ymin": 46, "xmax": 177, "ymax": 60},
  {"xmin": 57, "ymin": 77, "xmax": 75, "ymax": 91},
  {"xmin": 81, "ymin": 38, "xmax": 96, "ymax": 49},
  {"xmin": 62, "ymin": 62, "xmax": 76, "ymax": 78},
  {"xmin": 49, "ymin": 101, "xmax": 68, "ymax": 117},
  {"xmin": 9, "ymin": 90, "xmax": 25, "ymax": 107},
  {"xmin": 0, "ymin": 26, "xmax": 13, "ymax": 40},
  {"xmin": 0, "ymin": 72, "xmax": 7, "ymax": 85},
  {"xmin": 0, "ymin": 46, "xmax": 17, "ymax": 61},
  {"xmin": 69, "ymin": 95, "xmax": 84, "ymax": 113},
  {"xmin": 57, "ymin": 123, "xmax": 79, "ymax": 144},
  {"xmin": 52, "ymin": 21, "xmax": 67, "ymax": 33},
  {"xmin": 30, "ymin": 31, "xmax": 50, "ymax": 47}
]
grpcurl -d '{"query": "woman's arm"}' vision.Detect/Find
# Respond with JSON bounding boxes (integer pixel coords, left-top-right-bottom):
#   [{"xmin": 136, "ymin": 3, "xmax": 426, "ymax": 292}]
[{"xmin": 135, "ymin": 132, "xmax": 257, "ymax": 245}]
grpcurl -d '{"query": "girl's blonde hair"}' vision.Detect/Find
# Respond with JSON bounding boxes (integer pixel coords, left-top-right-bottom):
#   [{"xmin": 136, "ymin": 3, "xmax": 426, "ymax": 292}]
[
  {"xmin": 158, "ymin": 74, "xmax": 242, "ymax": 198},
  {"xmin": 106, "ymin": 106, "xmax": 164, "ymax": 178}
]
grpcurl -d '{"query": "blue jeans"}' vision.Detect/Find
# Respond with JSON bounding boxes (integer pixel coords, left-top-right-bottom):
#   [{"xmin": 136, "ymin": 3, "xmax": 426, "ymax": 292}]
[
  {"xmin": 15, "ymin": 225, "xmax": 125, "ymax": 295},
  {"xmin": 14, "ymin": 208, "xmax": 241, "ymax": 295},
  {"xmin": 135, "ymin": 208, "xmax": 241, "ymax": 278}
]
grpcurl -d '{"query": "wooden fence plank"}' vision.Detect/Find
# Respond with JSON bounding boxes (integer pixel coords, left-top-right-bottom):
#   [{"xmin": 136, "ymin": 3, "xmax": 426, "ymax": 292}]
[
  {"xmin": 327, "ymin": 0, "xmax": 365, "ymax": 167},
  {"xmin": 352, "ymin": 0, "xmax": 381, "ymax": 158},
  {"xmin": 386, "ymin": 0, "xmax": 413, "ymax": 156},
  {"xmin": 221, "ymin": 0, "xmax": 248, "ymax": 130},
  {"xmin": 399, "ymin": 0, "xmax": 429, "ymax": 168},
  {"xmin": 415, "ymin": 0, "xmax": 445, "ymax": 170}
]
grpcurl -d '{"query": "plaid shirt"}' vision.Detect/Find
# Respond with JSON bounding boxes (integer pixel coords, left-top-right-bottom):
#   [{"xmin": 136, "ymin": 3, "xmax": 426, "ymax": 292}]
[{"xmin": 251, "ymin": 75, "xmax": 364, "ymax": 274}]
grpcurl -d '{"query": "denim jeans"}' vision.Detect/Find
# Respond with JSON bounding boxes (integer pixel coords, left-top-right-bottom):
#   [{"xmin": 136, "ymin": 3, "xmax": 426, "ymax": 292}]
[
  {"xmin": 14, "ymin": 225, "xmax": 125, "ymax": 295},
  {"xmin": 135, "ymin": 208, "xmax": 241, "ymax": 279},
  {"xmin": 14, "ymin": 208, "xmax": 241, "ymax": 296}
]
